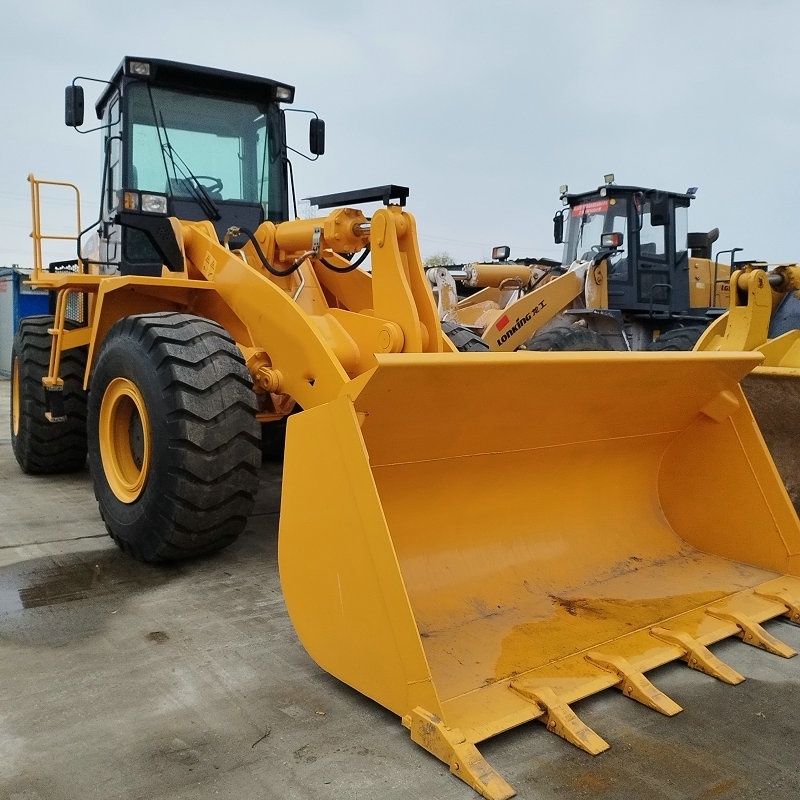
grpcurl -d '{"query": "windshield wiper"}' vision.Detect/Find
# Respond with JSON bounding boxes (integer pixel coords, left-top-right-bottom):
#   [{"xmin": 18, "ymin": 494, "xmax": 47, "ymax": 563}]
[
  {"xmin": 144, "ymin": 88, "xmax": 223, "ymax": 223},
  {"xmin": 158, "ymin": 113, "xmax": 221, "ymax": 222}
]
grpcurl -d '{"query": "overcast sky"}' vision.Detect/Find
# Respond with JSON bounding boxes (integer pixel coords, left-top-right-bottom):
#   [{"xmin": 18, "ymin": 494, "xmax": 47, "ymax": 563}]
[{"xmin": 2, "ymin": 0, "xmax": 798, "ymax": 269}]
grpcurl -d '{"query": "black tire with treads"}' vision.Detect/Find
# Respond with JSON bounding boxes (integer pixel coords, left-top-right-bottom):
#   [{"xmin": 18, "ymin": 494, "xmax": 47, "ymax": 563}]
[
  {"xmin": 525, "ymin": 326, "xmax": 613, "ymax": 351},
  {"xmin": 442, "ymin": 320, "xmax": 490, "ymax": 352},
  {"xmin": 87, "ymin": 312, "xmax": 261, "ymax": 562},
  {"xmin": 11, "ymin": 315, "xmax": 87, "ymax": 473},
  {"xmin": 646, "ymin": 325, "xmax": 706, "ymax": 351}
]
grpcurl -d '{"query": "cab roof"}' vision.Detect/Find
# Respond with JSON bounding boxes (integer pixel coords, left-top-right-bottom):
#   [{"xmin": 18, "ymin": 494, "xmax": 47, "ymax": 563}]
[
  {"xmin": 563, "ymin": 184, "xmax": 696, "ymax": 205},
  {"xmin": 95, "ymin": 56, "xmax": 295, "ymax": 118}
]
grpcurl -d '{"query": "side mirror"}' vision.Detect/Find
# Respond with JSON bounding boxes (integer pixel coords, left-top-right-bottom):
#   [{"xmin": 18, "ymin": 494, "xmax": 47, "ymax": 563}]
[
  {"xmin": 651, "ymin": 198, "xmax": 669, "ymax": 227},
  {"xmin": 309, "ymin": 118, "xmax": 325, "ymax": 156},
  {"xmin": 553, "ymin": 209, "xmax": 565, "ymax": 244},
  {"xmin": 65, "ymin": 85, "xmax": 84, "ymax": 127}
]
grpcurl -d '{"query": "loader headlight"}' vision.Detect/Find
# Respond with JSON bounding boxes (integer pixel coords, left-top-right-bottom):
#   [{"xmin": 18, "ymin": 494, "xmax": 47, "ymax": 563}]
[
  {"xmin": 275, "ymin": 84, "xmax": 294, "ymax": 102},
  {"xmin": 601, "ymin": 232, "xmax": 624, "ymax": 249},
  {"xmin": 127, "ymin": 60, "xmax": 152, "ymax": 77},
  {"xmin": 141, "ymin": 193, "xmax": 168, "ymax": 214},
  {"xmin": 118, "ymin": 190, "xmax": 168, "ymax": 215}
]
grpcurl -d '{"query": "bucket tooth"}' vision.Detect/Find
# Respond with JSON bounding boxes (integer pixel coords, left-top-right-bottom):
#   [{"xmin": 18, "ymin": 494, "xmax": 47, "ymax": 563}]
[
  {"xmin": 753, "ymin": 589, "xmax": 800, "ymax": 624},
  {"xmin": 403, "ymin": 707, "xmax": 516, "ymax": 800},
  {"xmin": 509, "ymin": 683, "xmax": 609, "ymax": 755},
  {"xmin": 649, "ymin": 626, "xmax": 745, "ymax": 685},
  {"xmin": 585, "ymin": 652, "xmax": 682, "ymax": 716},
  {"xmin": 705, "ymin": 608, "xmax": 797, "ymax": 658}
]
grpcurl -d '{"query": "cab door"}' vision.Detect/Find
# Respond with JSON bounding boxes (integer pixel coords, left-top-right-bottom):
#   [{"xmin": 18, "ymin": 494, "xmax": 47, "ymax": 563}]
[{"xmin": 634, "ymin": 196, "xmax": 685, "ymax": 314}]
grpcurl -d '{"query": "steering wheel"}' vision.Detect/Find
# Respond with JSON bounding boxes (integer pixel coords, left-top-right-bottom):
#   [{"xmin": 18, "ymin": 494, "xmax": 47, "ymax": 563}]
[{"xmin": 193, "ymin": 175, "xmax": 224, "ymax": 197}]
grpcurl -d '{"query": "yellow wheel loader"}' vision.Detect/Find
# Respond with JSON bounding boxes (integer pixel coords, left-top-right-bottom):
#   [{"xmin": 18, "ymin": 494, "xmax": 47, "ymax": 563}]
[
  {"xmin": 696, "ymin": 263, "xmax": 800, "ymax": 514},
  {"xmin": 431, "ymin": 178, "xmax": 737, "ymax": 353},
  {"xmin": 10, "ymin": 58, "xmax": 800, "ymax": 799}
]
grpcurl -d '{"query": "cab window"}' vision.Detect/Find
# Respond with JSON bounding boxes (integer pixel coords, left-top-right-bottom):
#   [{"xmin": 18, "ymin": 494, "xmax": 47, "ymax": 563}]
[{"xmin": 639, "ymin": 201, "xmax": 666, "ymax": 260}]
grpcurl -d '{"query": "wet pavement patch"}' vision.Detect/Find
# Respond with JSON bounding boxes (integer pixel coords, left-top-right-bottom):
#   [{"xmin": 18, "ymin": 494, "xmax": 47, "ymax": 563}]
[{"xmin": 0, "ymin": 550, "xmax": 177, "ymax": 646}]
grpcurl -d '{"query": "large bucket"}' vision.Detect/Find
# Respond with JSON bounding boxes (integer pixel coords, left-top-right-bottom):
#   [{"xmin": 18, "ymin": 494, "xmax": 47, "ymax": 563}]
[{"xmin": 278, "ymin": 350, "xmax": 800, "ymax": 799}]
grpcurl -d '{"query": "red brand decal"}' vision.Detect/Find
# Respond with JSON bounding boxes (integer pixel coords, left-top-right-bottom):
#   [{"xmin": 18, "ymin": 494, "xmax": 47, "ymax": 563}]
[
  {"xmin": 497, "ymin": 315, "xmax": 510, "ymax": 331},
  {"xmin": 572, "ymin": 199, "xmax": 610, "ymax": 217}
]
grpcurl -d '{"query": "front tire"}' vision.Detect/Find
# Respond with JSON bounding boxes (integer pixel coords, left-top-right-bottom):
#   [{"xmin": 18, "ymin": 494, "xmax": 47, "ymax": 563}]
[
  {"xmin": 11, "ymin": 315, "xmax": 87, "ymax": 474},
  {"xmin": 646, "ymin": 325, "xmax": 706, "ymax": 351},
  {"xmin": 525, "ymin": 326, "xmax": 613, "ymax": 351},
  {"xmin": 87, "ymin": 313, "xmax": 261, "ymax": 562},
  {"xmin": 442, "ymin": 321, "xmax": 490, "ymax": 352}
]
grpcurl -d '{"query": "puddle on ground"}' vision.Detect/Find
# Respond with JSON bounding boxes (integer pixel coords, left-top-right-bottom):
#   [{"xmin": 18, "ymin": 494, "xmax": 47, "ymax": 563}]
[{"xmin": 0, "ymin": 550, "xmax": 177, "ymax": 647}]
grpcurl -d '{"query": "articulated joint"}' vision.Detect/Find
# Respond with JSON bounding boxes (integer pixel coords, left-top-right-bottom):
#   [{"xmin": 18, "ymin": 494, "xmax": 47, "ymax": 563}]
[
  {"xmin": 256, "ymin": 366, "xmax": 283, "ymax": 393},
  {"xmin": 244, "ymin": 349, "xmax": 284, "ymax": 394}
]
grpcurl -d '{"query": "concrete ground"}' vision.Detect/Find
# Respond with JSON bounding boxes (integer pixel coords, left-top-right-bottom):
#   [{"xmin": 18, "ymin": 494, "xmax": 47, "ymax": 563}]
[{"xmin": 2, "ymin": 376, "xmax": 800, "ymax": 800}]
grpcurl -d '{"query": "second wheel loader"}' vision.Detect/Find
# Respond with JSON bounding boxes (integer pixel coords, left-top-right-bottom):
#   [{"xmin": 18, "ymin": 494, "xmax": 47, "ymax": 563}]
[
  {"xmin": 430, "ymin": 177, "xmax": 736, "ymax": 352},
  {"xmin": 10, "ymin": 58, "xmax": 800, "ymax": 800}
]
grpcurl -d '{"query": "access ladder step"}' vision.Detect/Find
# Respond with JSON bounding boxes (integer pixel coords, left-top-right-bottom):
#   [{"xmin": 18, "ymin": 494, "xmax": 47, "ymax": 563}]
[{"xmin": 44, "ymin": 384, "xmax": 67, "ymax": 423}]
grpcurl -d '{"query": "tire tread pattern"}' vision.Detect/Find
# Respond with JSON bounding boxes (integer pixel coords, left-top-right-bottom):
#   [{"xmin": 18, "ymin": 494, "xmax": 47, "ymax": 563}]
[
  {"xmin": 525, "ymin": 326, "xmax": 613, "ymax": 351},
  {"xmin": 11, "ymin": 315, "xmax": 88, "ymax": 474},
  {"xmin": 88, "ymin": 312, "xmax": 261, "ymax": 562},
  {"xmin": 646, "ymin": 325, "xmax": 706, "ymax": 351},
  {"xmin": 442, "ymin": 320, "xmax": 491, "ymax": 352}
]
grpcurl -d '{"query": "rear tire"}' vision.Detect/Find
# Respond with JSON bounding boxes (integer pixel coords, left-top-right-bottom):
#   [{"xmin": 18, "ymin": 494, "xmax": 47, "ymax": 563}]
[
  {"xmin": 87, "ymin": 312, "xmax": 261, "ymax": 562},
  {"xmin": 525, "ymin": 326, "xmax": 613, "ymax": 351},
  {"xmin": 442, "ymin": 321, "xmax": 490, "ymax": 352},
  {"xmin": 646, "ymin": 325, "xmax": 706, "ymax": 351},
  {"xmin": 11, "ymin": 315, "xmax": 87, "ymax": 474}
]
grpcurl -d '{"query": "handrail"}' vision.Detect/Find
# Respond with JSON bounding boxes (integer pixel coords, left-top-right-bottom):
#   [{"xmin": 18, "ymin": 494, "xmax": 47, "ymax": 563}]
[
  {"xmin": 712, "ymin": 247, "xmax": 742, "ymax": 308},
  {"xmin": 28, "ymin": 173, "xmax": 83, "ymax": 279}
]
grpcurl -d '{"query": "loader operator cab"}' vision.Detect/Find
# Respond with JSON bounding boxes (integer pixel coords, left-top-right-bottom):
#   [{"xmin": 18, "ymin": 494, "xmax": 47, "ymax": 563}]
[
  {"xmin": 555, "ymin": 182, "xmax": 697, "ymax": 317},
  {"xmin": 65, "ymin": 56, "xmax": 325, "ymax": 276}
]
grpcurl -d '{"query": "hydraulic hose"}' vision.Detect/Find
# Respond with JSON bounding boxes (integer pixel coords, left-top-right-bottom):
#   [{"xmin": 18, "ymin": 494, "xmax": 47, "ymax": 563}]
[
  {"xmin": 227, "ymin": 226, "xmax": 370, "ymax": 277},
  {"xmin": 321, "ymin": 246, "xmax": 371, "ymax": 273}
]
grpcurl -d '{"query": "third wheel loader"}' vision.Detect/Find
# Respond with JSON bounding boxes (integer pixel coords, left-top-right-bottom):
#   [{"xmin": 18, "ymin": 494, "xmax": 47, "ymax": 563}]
[
  {"xmin": 10, "ymin": 58, "xmax": 800, "ymax": 799},
  {"xmin": 696, "ymin": 262, "xmax": 800, "ymax": 515}
]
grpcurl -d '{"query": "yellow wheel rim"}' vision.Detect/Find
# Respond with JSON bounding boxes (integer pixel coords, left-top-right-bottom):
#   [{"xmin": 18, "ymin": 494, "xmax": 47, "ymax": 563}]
[
  {"xmin": 11, "ymin": 357, "xmax": 20, "ymax": 437},
  {"xmin": 99, "ymin": 377, "xmax": 151, "ymax": 503}
]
